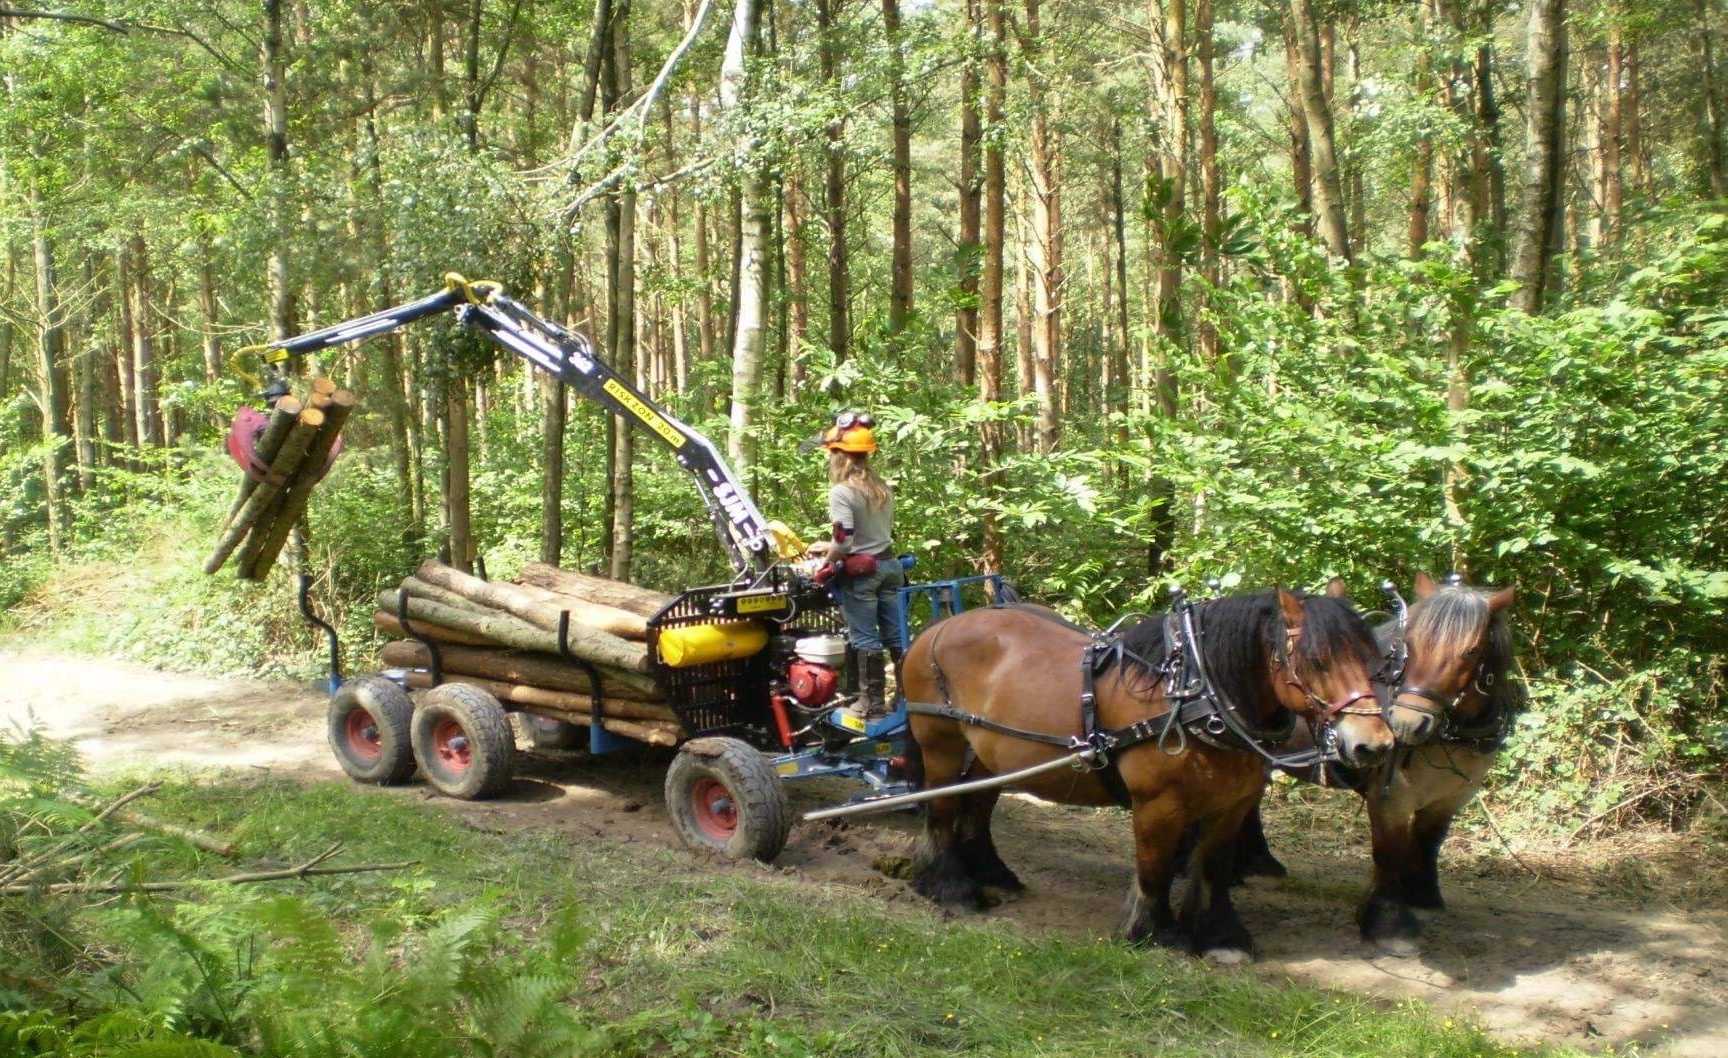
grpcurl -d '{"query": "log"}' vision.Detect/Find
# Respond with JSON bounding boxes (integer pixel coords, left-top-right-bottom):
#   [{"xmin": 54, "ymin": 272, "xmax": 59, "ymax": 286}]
[
  {"xmin": 240, "ymin": 389, "xmax": 357, "ymax": 581},
  {"xmin": 218, "ymin": 397, "xmax": 301, "ymax": 535},
  {"xmin": 372, "ymin": 589, "xmax": 651, "ymax": 673},
  {"xmin": 396, "ymin": 575, "xmax": 498, "ymax": 616},
  {"xmin": 416, "ymin": 560, "xmax": 648, "ymax": 640},
  {"xmin": 371, "ymin": 611, "xmax": 495, "ymax": 647},
  {"xmin": 397, "ymin": 670, "xmax": 679, "ymax": 723},
  {"xmin": 518, "ymin": 562, "xmax": 674, "ymax": 618},
  {"xmin": 402, "ymin": 673, "xmax": 682, "ymax": 745},
  {"xmin": 379, "ymin": 639, "xmax": 662, "ymax": 699},
  {"xmin": 204, "ymin": 408, "xmax": 323, "ymax": 574},
  {"xmin": 308, "ymin": 377, "xmax": 336, "ymax": 397}
]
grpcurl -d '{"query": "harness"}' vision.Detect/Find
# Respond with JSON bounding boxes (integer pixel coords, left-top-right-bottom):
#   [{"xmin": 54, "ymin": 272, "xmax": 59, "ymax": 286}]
[{"xmin": 908, "ymin": 590, "xmax": 1372, "ymax": 808}]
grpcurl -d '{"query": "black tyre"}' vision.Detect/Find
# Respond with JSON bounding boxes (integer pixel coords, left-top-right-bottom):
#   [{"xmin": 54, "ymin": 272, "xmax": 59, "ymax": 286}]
[
  {"xmin": 410, "ymin": 683, "xmax": 516, "ymax": 800},
  {"xmin": 664, "ymin": 737, "xmax": 791, "ymax": 862},
  {"xmin": 327, "ymin": 676, "xmax": 416, "ymax": 785},
  {"xmin": 521, "ymin": 713, "xmax": 586, "ymax": 751}
]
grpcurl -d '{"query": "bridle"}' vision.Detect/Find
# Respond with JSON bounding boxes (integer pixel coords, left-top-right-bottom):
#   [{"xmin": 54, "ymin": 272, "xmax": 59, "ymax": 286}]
[
  {"xmin": 1276, "ymin": 624, "xmax": 1382, "ymax": 720},
  {"xmin": 1373, "ymin": 580, "xmax": 1504, "ymax": 745}
]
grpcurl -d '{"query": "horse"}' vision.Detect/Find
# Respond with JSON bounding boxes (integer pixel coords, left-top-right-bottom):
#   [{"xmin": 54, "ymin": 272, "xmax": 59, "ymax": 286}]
[
  {"xmin": 1229, "ymin": 573, "xmax": 1520, "ymax": 953},
  {"xmin": 900, "ymin": 582, "xmax": 1396, "ymax": 963}
]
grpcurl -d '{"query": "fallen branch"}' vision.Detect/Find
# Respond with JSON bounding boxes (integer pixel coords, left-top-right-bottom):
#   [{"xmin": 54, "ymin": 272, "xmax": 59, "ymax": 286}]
[{"xmin": 1, "ymin": 844, "xmax": 416, "ymax": 895}]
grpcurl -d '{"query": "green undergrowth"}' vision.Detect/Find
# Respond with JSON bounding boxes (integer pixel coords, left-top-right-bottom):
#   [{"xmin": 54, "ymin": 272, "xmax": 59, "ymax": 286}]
[{"xmin": 0, "ymin": 736, "xmax": 1580, "ymax": 1058}]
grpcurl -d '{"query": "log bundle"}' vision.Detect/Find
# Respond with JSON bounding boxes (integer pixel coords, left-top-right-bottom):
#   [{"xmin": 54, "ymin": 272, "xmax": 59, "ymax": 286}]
[
  {"xmin": 206, "ymin": 383, "xmax": 357, "ymax": 582},
  {"xmin": 376, "ymin": 561, "xmax": 683, "ymax": 746}
]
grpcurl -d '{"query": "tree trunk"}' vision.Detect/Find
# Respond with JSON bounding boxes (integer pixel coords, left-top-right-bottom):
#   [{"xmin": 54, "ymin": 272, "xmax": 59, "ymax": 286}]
[
  {"xmin": 977, "ymin": 0, "xmax": 1007, "ymax": 573},
  {"xmin": 1625, "ymin": 39, "xmax": 1645, "ymax": 196},
  {"xmin": 1603, "ymin": 28, "xmax": 1624, "ymax": 245},
  {"xmin": 376, "ymin": 590, "xmax": 651, "ymax": 674},
  {"xmin": 463, "ymin": 0, "xmax": 484, "ymax": 151},
  {"xmin": 1510, "ymin": 0, "xmax": 1568, "ymax": 314},
  {"xmin": 428, "ymin": 0, "xmax": 448, "ymax": 120},
  {"xmin": 382, "ymin": 641, "xmax": 661, "ymax": 700},
  {"xmin": 785, "ymin": 168, "xmax": 809, "ymax": 385},
  {"xmin": 263, "ymin": 0, "xmax": 293, "ymax": 341},
  {"xmin": 883, "ymin": 0, "xmax": 914, "ymax": 333},
  {"xmin": 1408, "ymin": 5, "xmax": 1434, "ymax": 256},
  {"xmin": 127, "ymin": 235, "xmax": 162, "ymax": 447},
  {"xmin": 723, "ymin": 0, "xmax": 769, "ymax": 474},
  {"xmin": 815, "ymin": 0, "xmax": 850, "ymax": 363},
  {"xmin": 1022, "ymin": 0, "xmax": 1059, "ymax": 453},
  {"xmin": 112, "ymin": 242, "xmax": 138, "ymax": 449},
  {"xmin": 1284, "ymin": 24, "xmax": 1313, "ymax": 242},
  {"xmin": 30, "ymin": 184, "xmax": 70, "ymax": 551},
  {"xmin": 1288, "ymin": 0, "xmax": 1350, "ymax": 262},
  {"xmin": 71, "ymin": 257, "xmax": 96, "ymax": 492},
  {"xmin": 519, "ymin": 561, "xmax": 673, "ymax": 616},
  {"xmin": 1154, "ymin": 0, "xmax": 1187, "ymax": 357},
  {"xmin": 1701, "ymin": 0, "xmax": 1728, "ymax": 197},
  {"xmin": 605, "ymin": 0, "xmax": 637, "ymax": 580},
  {"xmin": 415, "ymin": 560, "xmax": 648, "ymax": 638},
  {"xmin": 1196, "ymin": 0, "xmax": 1221, "ymax": 368},
  {"xmin": 956, "ymin": 0, "xmax": 982, "ymax": 386}
]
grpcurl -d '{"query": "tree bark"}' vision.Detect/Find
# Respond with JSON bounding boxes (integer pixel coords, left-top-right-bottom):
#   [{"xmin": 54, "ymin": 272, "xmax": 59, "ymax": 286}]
[
  {"xmin": 1196, "ymin": 0, "xmax": 1221, "ymax": 368},
  {"xmin": 375, "ymin": 590, "xmax": 651, "ymax": 673},
  {"xmin": 1603, "ymin": 27, "xmax": 1624, "ymax": 244},
  {"xmin": 415, "ymin": 560, "xmax": 649, "ymax": 638},
  {"xmin": 605, "ymin": 0, "xmax": 637, "ymax": 580},
  {"xmin": 1408, "ymin": 5, "xmax": 1434, "ymax": 256},
  {"xmin": 30, "ymin": 184, "xmax": 70, "ymax": 551},
  {"xmin": 127, "ymin": 235, "xmax": 161, "ymax": 447},
  {"xmin": 263, "ymin": 0, "xmax": 293, "ymax": 341},
  {"xmin": 1288, "ymin": 0, "xmax": 1350, "ymax": 262},
  {"xmin": 815, "ymin": 0, "xmax": 850, "ymax": 363},
  {"xmin": 956, "ymin": 0, "xmax": 982, "ymax": 385},
  {"xmin": 1283, "ymin": 24, "xmax": 1313, "ymax": 243},
  {"xmin": 976, "ymin": 0, "xmax": 1007, "ymax": 573},
  {"xmin": 397, "ymin": 670, "xmax": 678, "ymax": 724},
  {"xmin": 519, "ymin": 561, "xmax": 673, "ymax": 615},
  {"xmin": 1701, "ymin": 0, "xmax": 1728, "ymax": 196},
  {"xmin": 1510, "ymin": 0, "xmax": 1568, "ymax": 314},
  {"xmin": 1108, "ymin": 119, "xmax": 1131, "ymax": 418},
  {"xmin": 723, "ymin": 0, "xmax": 768, "ymax": 474},
  {"xmin": 380, "ymin": 639, "xmax": 660, "ymax": 698},
  {"xmin": 1022, "ymin": 0, "xmax": 1059, "ymax": 453},
  {"xmin": 882, "ymin": 0, "xmax": 914, "ymax": 333},
  {"xmin": 71, "ymin": 258, "xmax": 96, "ymax": 491}
]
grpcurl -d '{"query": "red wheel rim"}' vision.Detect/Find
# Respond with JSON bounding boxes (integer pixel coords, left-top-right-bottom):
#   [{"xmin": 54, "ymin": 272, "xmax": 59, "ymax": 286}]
[
  {"xmin": 344, "ymin": 707, "xmax": 382, "ymax": 761},
  {"xmin": 690, "ymin": 777, "xmax": 738, "ymax": 842},
  {"xmin": 432, "ymin": 718, "xmax": 472, "ymax": 773}
]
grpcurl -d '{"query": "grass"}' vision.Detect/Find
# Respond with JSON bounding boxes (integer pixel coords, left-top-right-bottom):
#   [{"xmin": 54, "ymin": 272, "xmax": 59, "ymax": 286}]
[{"xmin": 50, "ymin": 771, "xmax": 1568, "ymax": 1058}]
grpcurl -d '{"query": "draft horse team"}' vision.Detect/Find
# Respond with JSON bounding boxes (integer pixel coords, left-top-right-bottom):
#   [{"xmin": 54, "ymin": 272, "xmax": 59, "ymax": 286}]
[{"xmin": 898, "ymin": 572, "xmax": 1518, "ymax": 963}]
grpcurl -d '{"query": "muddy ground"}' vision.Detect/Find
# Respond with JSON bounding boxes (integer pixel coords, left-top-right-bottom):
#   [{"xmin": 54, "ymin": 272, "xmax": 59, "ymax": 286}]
[{"xmin": 2, "ymin": 645, "xmax": 1723, "ymax": 1056}]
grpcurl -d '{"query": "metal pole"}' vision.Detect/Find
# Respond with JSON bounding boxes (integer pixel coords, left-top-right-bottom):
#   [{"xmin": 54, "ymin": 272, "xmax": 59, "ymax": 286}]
[{"xmin": 802, "ymin": 748, "xmax": 1097, "ymax": 822}]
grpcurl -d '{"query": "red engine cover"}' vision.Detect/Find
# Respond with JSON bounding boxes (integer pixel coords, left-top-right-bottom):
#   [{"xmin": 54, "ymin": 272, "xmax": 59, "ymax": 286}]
[{"xmin": 788, "ymin": 660, "xmax": 840, "ymax": 706}]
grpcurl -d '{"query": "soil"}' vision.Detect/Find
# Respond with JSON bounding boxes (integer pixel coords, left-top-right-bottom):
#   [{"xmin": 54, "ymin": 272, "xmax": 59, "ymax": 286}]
[{"xmin": 3, "ymin": 644, "xmax": 1723, "ymax": 1056}]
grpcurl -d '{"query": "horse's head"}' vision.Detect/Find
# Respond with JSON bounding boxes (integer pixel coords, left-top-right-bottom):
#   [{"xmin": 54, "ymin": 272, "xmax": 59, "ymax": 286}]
[
  {"xmin": 1271, "ymin": 581, "xmax": 1396, "ymax": 768},
  {"xmin": 1380, "ymin": 572, "xmax": 1517, "ymax": 745}
]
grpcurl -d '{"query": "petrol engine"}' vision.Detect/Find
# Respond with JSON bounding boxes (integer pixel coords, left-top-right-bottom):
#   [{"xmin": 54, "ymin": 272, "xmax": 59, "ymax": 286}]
[{"xmin": 766, "ymin": 633, "xmax": 851, "ymax": 745}]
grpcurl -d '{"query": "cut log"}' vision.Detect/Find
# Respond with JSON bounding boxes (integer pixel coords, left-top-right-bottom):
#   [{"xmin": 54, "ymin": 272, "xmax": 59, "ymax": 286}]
[
  {"xmin": 372, "ymin": 589, "xmax": 650, "ymax": 673},
  {"xmin": 403, "ymin": 672, "xmax": 682, "ymax": 746},
  {"xmin": 218, "ymin": 397, "xmax": 301, "ymax": 535},
  {"xmin": 518, "ymin": 562, "xmax": 675, "ymax": 618},
  {"xmin": 396, "ymin": 575, "xmax": 498, "ymax": 616},
  {"xmin": 415, "ymin": 560, "xmax": 649, "ymax": 640},
  {"xmin": 372, "ymin": 611, "xmax": 495, "ymax": 647},
  {"xmin": 377, "ymin": 636, "xmax": 660, "ymax": 697},
  {"xmin": 240, "ymin": 389, "xmax": 357, "ymax": 582},
  {"xmin": 397, "ymin": 670, "xmax": 678, "ymax": 723},
  {"xmin": 204, "ymin": 408, "xmax": 323, "ymax": 575}
]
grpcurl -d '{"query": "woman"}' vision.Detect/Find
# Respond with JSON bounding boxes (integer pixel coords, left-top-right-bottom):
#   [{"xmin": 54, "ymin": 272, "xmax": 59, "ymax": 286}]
[{"xmin": 812, "ymin": 411, "xmax": 903, "ymax": 719}]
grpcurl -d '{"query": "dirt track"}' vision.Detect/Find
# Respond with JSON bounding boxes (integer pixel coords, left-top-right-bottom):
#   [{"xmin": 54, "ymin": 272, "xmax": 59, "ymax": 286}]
[{"xmin": 3, "ymin": 645, "xmax": 1723, "ymax": 1056}]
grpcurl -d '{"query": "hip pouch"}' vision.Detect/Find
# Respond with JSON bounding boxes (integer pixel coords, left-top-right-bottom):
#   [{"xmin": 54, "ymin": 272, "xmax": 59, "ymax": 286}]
[{"xmin": 841, "ymin": 553, "xmax": 879, "ymax": 578}]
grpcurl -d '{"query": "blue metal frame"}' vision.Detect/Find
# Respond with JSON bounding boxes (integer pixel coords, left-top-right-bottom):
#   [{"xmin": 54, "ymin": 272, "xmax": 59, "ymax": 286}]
[{"xmin": 768, "ymin": 572, "xmax": 1008, "ymax": 802}]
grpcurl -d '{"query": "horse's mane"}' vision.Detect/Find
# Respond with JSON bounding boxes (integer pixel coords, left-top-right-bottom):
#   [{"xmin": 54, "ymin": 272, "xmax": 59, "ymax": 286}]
[
  {"xmin": 1376, "ymin": 585, "xmax": 1524, "ymax": 719},
  {"xmin": 1113, "ymin": 591, "xmax": 1378, "ymax": 709}
]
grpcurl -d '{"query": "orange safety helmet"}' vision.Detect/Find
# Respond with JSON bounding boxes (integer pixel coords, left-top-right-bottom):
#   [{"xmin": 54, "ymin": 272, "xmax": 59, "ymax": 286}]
[{"xmin": 820, "ymin": 410, "xmax": 877, "ymax": 454}]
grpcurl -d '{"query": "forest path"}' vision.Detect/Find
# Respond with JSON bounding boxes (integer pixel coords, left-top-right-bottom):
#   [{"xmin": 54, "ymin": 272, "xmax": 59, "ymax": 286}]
[{"xmin": 2, "ymin": 644, "xmax": 1722, "ymax": 1057}]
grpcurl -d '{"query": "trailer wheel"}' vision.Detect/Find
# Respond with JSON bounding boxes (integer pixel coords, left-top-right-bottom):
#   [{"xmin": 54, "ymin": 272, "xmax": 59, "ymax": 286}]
[
  {"xmin": 665, "ymin": 737, "xmax": 790, "ymax": 862},
  {"xmin": 327, "ymin": 677, "xmax": 415, "ymax": 784},
  {"xmin": 411, "ymin": 684, "xmax": 515, "ymax": 800}
]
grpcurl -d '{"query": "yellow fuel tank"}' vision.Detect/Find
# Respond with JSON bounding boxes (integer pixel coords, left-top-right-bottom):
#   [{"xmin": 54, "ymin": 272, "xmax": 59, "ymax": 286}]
[{"xmin": 656, "ymin": 620, "xmax": 769, "ymax": 668}]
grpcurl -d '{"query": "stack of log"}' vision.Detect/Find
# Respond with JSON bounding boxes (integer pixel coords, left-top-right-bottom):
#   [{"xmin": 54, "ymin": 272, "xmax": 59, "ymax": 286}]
[
  {"xmin": 206, "ymin": 379, "xmax": 357, "ymax": 582},
  {"xmin": 375, "ymin": 561, "xmax": 684, "ymax": 746}
]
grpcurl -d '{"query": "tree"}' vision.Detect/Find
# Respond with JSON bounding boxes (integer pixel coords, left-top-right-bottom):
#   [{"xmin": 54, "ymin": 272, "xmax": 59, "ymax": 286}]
[
  {"xmin": 1288, "ymin": 0, "xmax": 1351, "ymax": 262},
  {"xmin": 1509, "ymin": 0, "xmax": 1568, "ymax": 314},
  {"xmin": 723, "ymin": 0, "xmax": 768, "ymax": 474},
  {"xmin": 882, "ymin": 0, "xmax": 913, "ymax": 333}
]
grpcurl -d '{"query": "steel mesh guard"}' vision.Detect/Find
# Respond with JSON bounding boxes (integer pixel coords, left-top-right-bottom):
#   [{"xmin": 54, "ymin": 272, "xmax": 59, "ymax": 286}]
[{"xmin": 647, "ymin": 583, "xmax": 844, "ymax": 743}]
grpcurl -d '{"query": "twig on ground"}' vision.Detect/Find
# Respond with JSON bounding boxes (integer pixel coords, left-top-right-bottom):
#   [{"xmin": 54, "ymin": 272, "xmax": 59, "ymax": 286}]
[
  {"xmin": 1, "ymin": 843, "xmax": 417, "ymax": 895},
  {"xmin": 1475, "ymin": 798, "xmax": 1547, "ymax": 881}
]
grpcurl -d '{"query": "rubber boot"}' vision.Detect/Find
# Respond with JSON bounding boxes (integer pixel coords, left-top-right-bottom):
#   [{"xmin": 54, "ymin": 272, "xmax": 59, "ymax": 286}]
[{"xmin": 859, "ymin": 650, "xmax": 888, "ymax": 719}]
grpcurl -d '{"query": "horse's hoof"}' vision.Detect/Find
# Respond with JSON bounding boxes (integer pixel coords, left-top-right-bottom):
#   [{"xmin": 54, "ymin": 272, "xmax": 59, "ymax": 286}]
[
  {"xmin": 914, "ymin": 875, "xmax": 984, "ymax": 912},
  {"xmin": 981, "ymin": 883, "xmax": 1025, "ymax": 906},
  {"xmin": 1239, "ymin": 852, "xmax": 1289, "ymax": 880},
  {"xmin": 1374, "ymin": 936, "xmax": 1420, "ymax": 958},
  {"xmin": 1404, "ymin": 886, "xmax": 1444, "ymax": 910},
  {"xmin": 1203, "ymin": 947, "xmax": 1252, "ymax": 967}
]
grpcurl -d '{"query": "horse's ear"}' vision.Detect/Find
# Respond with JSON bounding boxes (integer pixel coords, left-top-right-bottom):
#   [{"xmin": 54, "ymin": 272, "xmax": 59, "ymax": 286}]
[
  {"xmin": 1275, "ymin": 587, "xmax": 1305, "ymax": 627},
  {"xmin": 1324, "ymin": 577, "xmax": 1350, "ymax": 600},
  {"xmin": 1414, "ymin": 572, "xmax": 1439, "ymax": 599},
  {"xmin": 1487, "ymin": 585, "xmax": 1516, "ymax": 613}
]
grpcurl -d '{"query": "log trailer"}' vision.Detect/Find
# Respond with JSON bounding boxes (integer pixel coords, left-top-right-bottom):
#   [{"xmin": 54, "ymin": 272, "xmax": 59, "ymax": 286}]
[{"xmin": 266, "ymin": 274, "xmax": 1001, "ymax": 862}]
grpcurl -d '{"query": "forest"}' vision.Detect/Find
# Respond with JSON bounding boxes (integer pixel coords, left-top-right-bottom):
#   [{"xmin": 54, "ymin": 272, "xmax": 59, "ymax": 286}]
[
  {"xmin": 4, "ymin": 0, "xmax": 1726, "ymax": 830},
  {"xmin": 0, "ymin": 0, "xmax": 1726, "ymax": 1051}
]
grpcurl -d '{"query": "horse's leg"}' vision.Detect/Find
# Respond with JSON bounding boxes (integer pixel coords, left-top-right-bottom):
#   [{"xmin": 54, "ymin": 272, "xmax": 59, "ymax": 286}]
[
  {"xmin": 1406, "ymin": 801, "xmax": 1460, "ymax": 909},
  {"xmin": 1358, "ymin": 794, "xmax": 1422, "ymax": 953},
  {"xmin": 1120, "ymin": 792, "xmax": 1185, "ymax": 949},
  {"xmin": 1178, "ymin": 798, "xmax": 1257, "ymax": 963},
  {"xmin": 1232, "ymin": 787, "xmax": 1288, "ymax": 882},
  {"xmin": 956, "ymin": 784, "xmax": 1024, "ymax": 897},
  {"xmin": 909, "ymin": 727, "xmax": 984, "ymax": 911}
]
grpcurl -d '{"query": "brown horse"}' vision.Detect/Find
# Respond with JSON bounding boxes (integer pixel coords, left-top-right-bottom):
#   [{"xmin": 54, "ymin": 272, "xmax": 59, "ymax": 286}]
[
  {"xmin": 1230, "ymin": 573, "xmax": 1520, "ymax": 954},
  {"xmin": 901, "ymin": 584, "xmax": 1395, "ymax": 963}
]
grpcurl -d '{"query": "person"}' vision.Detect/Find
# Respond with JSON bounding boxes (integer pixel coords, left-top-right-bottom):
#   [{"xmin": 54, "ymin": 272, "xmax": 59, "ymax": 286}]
[{"xmin": 811, "ymin": 411, "xmax": 904, "ymax": 719}]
